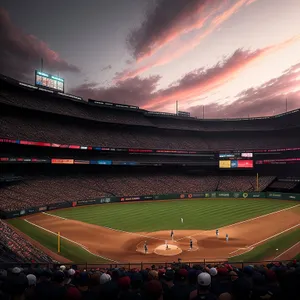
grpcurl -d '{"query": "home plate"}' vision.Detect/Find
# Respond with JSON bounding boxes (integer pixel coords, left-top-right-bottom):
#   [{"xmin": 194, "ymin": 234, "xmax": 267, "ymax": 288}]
[{"xmin": 154, "ymin": 244, "xmax": 182, "ymax": 256}]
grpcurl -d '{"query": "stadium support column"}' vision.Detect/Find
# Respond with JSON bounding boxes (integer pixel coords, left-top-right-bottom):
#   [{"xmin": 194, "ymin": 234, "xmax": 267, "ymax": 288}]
[
  {"xmin": 256, "ymin": 173, "xmax": 259, "ymax": 191},
  {"xmin": 176, "ymin": 101, "xmax": 179, "ymax": 115}
]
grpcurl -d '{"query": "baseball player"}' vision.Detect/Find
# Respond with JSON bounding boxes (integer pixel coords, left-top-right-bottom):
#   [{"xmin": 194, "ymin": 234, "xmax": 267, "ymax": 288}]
[
  {"xmin": 190, "ymin": 239, "xmax": 193, "ymax": 249},
  {"xmin": 165, "ymin": 240, "xmax": 169, "ymax": 250},
  {"xmin": 171, "ymin": 230, "xmax": 174, "ymax": 240},
  {"xmin": 181, "ymin": 217, "xmax": 184, "ymax": 223},
  {"xmin": 144, "ymin": 242, "xmax": 148, "ymax": 254},
  {"xmin": 226, "ymin": 233, "xmax": 229, "ymax": 242},
  {"xmin": 216, "ymin": 229, "xmax": 219, "ymax": 237}
]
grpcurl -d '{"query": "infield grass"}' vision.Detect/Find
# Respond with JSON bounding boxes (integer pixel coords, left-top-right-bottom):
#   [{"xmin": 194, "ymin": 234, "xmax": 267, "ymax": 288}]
[
  {"xmin": 51, "ymin": 198, "xmax": 299, "ymax": 232},
  {"xmin": 229, "ymin": 227, "xmax": 300, "ymax": 262},
  {"xmin": 8, "ymin": 219, "xmax": 110, "ymax": 263}
]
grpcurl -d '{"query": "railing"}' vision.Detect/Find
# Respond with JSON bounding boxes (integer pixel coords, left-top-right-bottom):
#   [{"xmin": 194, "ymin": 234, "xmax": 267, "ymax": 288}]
[{"xmin": 0, "ymin": 260, "xmax": 296, "ymax": 271}]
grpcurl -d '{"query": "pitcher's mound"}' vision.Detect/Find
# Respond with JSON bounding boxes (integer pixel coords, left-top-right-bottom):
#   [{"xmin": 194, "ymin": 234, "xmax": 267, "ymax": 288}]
[{"xmin": 154, "ymin": 244, "xmax": 182, "ymax": 256}]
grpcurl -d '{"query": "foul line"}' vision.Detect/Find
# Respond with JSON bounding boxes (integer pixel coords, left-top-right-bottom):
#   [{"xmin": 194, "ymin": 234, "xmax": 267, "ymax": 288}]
[
  {"xmin": 228, "ymin": 223, "xmax": 300, "ymax": 258},
  {"xmin": 24, "ymin": 218, "xmax": 118, "ymax": 263},
  {"xmin": 42, "ymin": 212, "xmax": 165, "ymax": 241},
  {"xmin": 273, "ymin": 242, "xmax": 300, "ymax": 260},
  {"xmin": 176, "ymin": 204, "xmax": 300, "ymax": 242}
]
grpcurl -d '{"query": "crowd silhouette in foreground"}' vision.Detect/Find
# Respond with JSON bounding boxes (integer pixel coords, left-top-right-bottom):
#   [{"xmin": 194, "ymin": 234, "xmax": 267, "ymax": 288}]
[{"xmin": 0, "ymin": 261, "xmax": 299, "ymax": 300}]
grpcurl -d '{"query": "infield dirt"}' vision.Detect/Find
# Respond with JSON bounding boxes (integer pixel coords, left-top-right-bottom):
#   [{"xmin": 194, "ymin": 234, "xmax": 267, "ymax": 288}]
[{"xmin": 24, "ymin": 206, "xmax": 300, "ymax": 263}]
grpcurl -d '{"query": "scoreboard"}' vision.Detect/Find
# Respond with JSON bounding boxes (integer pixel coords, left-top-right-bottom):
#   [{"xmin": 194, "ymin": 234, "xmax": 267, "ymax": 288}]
[
  {"xmin": 219, "ymin": 152, "xmax": 253, "ymax": 169},
  {"xmin": 35, "ymin": 70, "xmax": 64, "ymax": 92}
]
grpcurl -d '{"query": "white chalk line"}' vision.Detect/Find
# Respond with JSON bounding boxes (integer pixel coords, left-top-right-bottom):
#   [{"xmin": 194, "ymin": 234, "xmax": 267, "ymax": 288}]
[
  {"xmin": 41, "ymin": 212, "xmax": 165, "ymax": 241},
  {"xmin": 229, "ymin": 247, "xmax": 251, "ymax": 255},
  {"xmin": 176, "ymin": 204, "xmax": 300, "ymax": 241},
  {"xmin": 273, "ymin": 242, "xmax": 300, "ymax": 260},
  {"xmin": 228, "ymin": 223, "xmax": 300, "ymax": 258},
  {"xmin": 24, "ymin": 218, "xmax": 118, "ymax": 263}
]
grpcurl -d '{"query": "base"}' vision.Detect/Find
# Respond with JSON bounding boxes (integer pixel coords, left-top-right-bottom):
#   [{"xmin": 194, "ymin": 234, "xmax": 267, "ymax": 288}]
[{"xmin": 154, "ymin": 244, "xmax": 182, "ymax": 256}]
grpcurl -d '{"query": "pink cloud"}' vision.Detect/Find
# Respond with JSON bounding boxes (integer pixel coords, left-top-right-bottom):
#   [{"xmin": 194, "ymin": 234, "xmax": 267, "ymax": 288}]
[
  {"xmin": 119, "ymin": 0, "xmax": 257, "ymax": 81},
  {"xmin": 142, "ymin": 35, "xmax": 300, "ymax": 111},
  {"xmin": 188, "ymin": 62, "xmax": 300, "ymax": 118},
  {"xmin": 127, "ymin": 0, "xmax": 226, "ymax": 61},
  {"xmin": 0, "ymin": 8, "xmax": 80, "ymax": 80}
]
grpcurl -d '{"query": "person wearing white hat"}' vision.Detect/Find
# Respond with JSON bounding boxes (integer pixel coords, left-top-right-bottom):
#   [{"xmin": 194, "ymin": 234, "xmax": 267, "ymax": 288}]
[
  {"xmin": 209, "ymin": 268, "xmax": 218, "ymax": 277},
  {"xmin": 27, "ymin": 274, "xmax": 37, "ymax": 286},
  {"xmin": 100, "ymin": 273, "xmax": 111, "ymax": 285},
  {"xmin": 190, "ymin": 272, "xmax": 217, "ymax": 300},
  {"xmin": 12, "ymin": 267, "xmax": 21, "ymax": 275},
  {"xmin": 60, "ymin": 265, "xmax": 66, "ymax": 271}
]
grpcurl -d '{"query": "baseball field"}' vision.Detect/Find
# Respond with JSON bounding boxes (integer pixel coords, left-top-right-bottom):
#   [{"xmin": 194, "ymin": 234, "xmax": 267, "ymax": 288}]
[{"xmin": 8, "ymin": 198, "xmax": 300, "ymax": 264}]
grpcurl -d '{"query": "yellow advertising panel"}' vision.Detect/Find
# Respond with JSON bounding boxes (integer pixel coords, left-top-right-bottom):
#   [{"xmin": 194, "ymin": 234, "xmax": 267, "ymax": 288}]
[{"xmin": 219, "ymin": 160, "xmax": 231, "ymax": 168}]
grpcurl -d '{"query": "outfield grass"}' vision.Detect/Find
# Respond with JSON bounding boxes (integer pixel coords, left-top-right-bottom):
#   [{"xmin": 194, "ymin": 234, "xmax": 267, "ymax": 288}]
[
  {"xmin": 229, "ymin": 227, "xmax": 300, "ymax": 262},
  {"xmin": 51, "ymin": 199, "xmax": 299, "ymax": 232},
  {"xmin": 8, "ymin": 219, "xmax": 109, "ymax": 263}
]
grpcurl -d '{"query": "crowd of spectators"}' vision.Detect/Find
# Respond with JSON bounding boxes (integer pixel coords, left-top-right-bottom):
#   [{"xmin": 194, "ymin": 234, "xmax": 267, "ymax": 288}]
[
  {"xmin": 1, "ymin": 113, "xmax": 300, "ymax": 150},
  {"xmin": 0, "ymin": 260, "xmax": 299, "ymax": 300},
  {"xmin": 0, "ymin": 220, "xmax": 55, "ymax": 264},
  {"xmin": 0, "ymin": 175, "xmax": 275, "ymax": 212},
  {"xmin": 268, "ymin": 180, "xmax": 298, "ymax": 190},
  {"xmin": 1, "ymin": 75, "xmax": 300, "ymax": 133}
]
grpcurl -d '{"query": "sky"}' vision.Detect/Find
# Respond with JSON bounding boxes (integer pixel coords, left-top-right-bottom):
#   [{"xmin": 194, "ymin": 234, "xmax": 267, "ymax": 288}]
[{"xmin": 1, "ymin": 0, "xmax": 300, "ymax": 118}]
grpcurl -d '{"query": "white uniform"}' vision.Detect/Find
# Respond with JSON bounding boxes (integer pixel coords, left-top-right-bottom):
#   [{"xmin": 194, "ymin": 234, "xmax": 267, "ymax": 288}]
[
  {"xmin": 226, "ymin": 234, "xmax": 229, "ymax": 242},
  {"xmin": 181, "ymin": 218, "xmax": 184, "ymax": 223}
]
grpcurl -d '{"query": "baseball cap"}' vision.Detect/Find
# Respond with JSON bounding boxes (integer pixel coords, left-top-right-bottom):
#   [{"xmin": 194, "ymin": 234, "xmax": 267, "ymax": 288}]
[
  {"xmin": 164, "ymin": 269, "xmax": 174, "ymax": 281},
  {"xmin": 12, "ymin": 267, "xmax": 21, "ymax": 274},
  {"xmin": 0, "ymin": 269, "xmax": 7, "ymax": 277},
  {"xmin": 53, "ymin": 270, "xmax": 65, "ymax": 283},
  {"xmin": 68, "ymin": 268, "xmax": 76, "ymax": 276},
  {"xmin": 100, "ymin": 273, "xmax": 111, "ymax": 284},
  {"xmin": 118, "ymin": 276, "xmax": 131, "ymax": 289},
  {"xmin": 148, "ymin": 270, "xmax": 158, "ymax": 280},
  {"xmin": 145, "ymin": 280, "xmax": 163, "ymax": 298},
  {"xmin": 60, "ymin": 265, "xmax": 66, "ymax": 271},
  {"xmin": 197, "ymin": 272, "xmax": 211, "ymax": 286},
  {"xmin": 131, "ymin": 272, "xmax": 143, "ymax": 282},
  {"xmin": 217, "ymin": 267, "xmax": 228, "ymax": 276},
  {"xmin": 27, "ymin": 274, "xmax": 37, "ymax": 286},
  {"xmin": 178, "ymin": 269, "xmax": 188, "ymax": 280},
  {"xmin": 65, "ymin": 286, "xmax": 81, "ymax": 300},
  {"xmin": 209, "ymin": 268, "xmax": 218, "ymax": 277}
]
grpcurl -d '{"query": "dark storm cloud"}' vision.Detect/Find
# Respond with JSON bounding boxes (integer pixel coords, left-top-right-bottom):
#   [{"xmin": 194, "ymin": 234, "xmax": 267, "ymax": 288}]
[
  {"xmin": 0, "ymin": 8, "xmax": 80, "ymax": 81},
  {"xmin": 71, "ymin": 75, "xmax": 161, "ymax": 107}
]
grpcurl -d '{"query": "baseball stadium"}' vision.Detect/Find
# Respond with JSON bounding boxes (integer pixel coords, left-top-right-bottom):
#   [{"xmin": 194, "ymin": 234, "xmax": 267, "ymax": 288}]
[{"xmin": 0, "ymin": 73, "xmax": 299, "ymax": 268}]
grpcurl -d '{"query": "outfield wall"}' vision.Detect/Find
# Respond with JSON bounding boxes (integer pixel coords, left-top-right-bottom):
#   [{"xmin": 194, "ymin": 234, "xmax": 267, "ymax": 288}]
[{"xmin": 1, "ymin": 191, "xmax": 299, "ymax": 219}]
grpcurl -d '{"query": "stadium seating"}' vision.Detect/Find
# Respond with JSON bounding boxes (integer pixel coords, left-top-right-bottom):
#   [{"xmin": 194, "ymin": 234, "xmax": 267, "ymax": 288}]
[
  {"xmin": 0, "ymin": 175, "xmax": 275, "ymax": 211},
  {"xmin": 0, "ymin": 220, "xmax": 55, "ymax": 263}
]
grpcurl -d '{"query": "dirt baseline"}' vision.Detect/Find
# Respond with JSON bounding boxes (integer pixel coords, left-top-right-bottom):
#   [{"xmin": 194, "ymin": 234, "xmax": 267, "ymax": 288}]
[{"xmin": 25, "ymin": 206, "xmax": 300, "ymax": 263}]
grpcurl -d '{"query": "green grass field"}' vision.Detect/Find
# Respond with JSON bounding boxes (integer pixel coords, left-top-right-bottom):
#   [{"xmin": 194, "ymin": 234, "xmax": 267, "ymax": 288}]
[
  {"xmin": 51, "ymin": 198, "xmax": 299, "ymax": 231},
  {"xmin": 7, "ymin": 199, "xmax": 300, "ymax": 263},
  {"xmin": 8, "ymin": 219, "xmax": 109, "ymax": 263},
  {"xmin": 230, "ymin": 227, "xmax": 300, "ymax": 262}
]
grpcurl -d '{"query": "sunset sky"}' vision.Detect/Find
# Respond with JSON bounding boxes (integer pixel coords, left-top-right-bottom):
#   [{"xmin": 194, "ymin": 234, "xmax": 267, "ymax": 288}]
[{"xmin": 1, "ymin": 0, "xmax": 300, "ymax": 118}]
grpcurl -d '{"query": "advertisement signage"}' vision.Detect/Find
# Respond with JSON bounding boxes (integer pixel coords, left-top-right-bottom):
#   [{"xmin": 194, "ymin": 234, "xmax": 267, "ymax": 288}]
[
  {"xmin": 237, "ymin": 160, "xmax": 253, "ymax": 168},
  {"xmin": 219, "ymin": 160, "xmax": 231, "ymax": 168}
]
